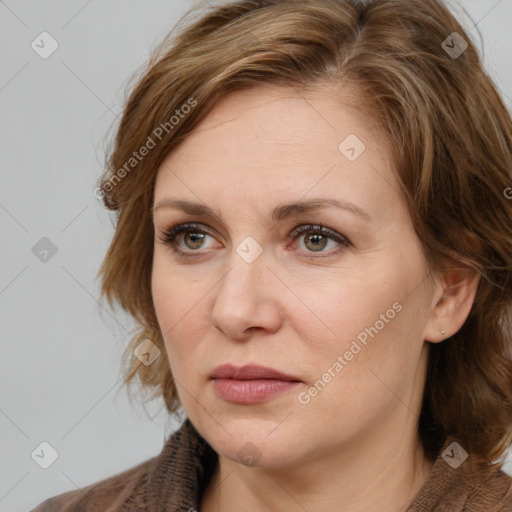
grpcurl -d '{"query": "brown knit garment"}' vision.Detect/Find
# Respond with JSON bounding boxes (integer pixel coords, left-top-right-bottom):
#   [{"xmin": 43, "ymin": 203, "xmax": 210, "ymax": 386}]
[{"xmin": 31, "ymin": 419, "xmax": 512, "ymax": 511}]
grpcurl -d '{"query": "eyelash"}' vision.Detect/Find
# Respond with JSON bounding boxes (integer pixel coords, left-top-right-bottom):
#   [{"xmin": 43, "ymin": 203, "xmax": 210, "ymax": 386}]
[{"xmin": 158, "ymin": 222, "xmax": 351, "ymax": 260}]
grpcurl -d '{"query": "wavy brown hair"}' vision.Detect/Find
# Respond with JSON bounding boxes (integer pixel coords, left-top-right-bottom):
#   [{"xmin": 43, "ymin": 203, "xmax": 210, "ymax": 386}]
[{"xmin": 97, "ymin": 0, "xmax": 512, "ymax": 463}]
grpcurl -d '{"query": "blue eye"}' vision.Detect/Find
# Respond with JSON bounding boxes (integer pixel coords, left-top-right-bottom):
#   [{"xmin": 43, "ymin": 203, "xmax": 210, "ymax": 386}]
[{"xmin": 158, "ymin": 222, "xmax": 350, "ymax": 258}]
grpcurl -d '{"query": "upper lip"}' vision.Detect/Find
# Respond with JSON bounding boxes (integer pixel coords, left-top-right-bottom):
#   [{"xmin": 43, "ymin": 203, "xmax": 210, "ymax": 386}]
[{"xmin": 210, "ymin": 364, "xmax": 302, "ymax": 382}]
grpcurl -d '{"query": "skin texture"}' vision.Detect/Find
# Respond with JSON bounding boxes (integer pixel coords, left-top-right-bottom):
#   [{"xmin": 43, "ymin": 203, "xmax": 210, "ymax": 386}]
[{"xmin": 151, "ymin": 85, "xmax": 480, "ymax": 512}]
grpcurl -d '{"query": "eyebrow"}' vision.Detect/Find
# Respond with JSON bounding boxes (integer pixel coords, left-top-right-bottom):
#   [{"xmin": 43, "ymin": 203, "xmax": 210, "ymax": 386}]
[{"xmin": 153, "ymin": 197, "xmax": 371, "ymax": 222}]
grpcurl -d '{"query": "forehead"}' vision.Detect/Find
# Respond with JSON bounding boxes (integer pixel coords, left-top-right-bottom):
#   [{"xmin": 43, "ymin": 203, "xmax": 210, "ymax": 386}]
[{"xmin": 154, "ymin": 85, "xmax": 401, "ymax": 221}]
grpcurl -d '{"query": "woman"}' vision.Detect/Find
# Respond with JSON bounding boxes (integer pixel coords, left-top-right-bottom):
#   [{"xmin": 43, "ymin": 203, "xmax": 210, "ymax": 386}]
[{"xmin": 33, "ymin": 0, "xmax": 512, "ymax": 510}]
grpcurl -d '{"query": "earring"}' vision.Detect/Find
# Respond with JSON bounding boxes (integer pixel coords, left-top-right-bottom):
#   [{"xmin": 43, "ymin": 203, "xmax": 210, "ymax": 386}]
[{"xmin": 441, "ymin": 330, "xmax": 446, "ymax": 336}]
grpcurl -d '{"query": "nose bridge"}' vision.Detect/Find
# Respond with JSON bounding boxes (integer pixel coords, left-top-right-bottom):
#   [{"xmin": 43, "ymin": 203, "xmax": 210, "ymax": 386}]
[
  {"xmin": 210, "ymin": 239, "xmax": 283, "ymax": 337},
  {"xmin": 217, "ymin": 240, "xmax": 269, "ymax": 307}
]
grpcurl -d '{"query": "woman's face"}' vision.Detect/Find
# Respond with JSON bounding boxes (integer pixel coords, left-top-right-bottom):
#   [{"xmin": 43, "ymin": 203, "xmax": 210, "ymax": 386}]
[{"xmin": 151, "ymin": 85, "xmax": 439, "ymax": 468}]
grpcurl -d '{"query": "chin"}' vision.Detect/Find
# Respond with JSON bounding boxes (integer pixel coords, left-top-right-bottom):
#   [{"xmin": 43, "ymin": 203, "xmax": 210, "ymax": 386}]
[{"xmin": 200, "ymin": 416, "xmax": 309, "ymax": 469}]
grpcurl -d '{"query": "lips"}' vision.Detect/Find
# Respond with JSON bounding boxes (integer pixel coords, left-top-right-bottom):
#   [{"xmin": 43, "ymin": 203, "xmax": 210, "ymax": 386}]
[
  {"xmin": 210, "ymin": 364, "xmax": 301, "ymax": 382},
  {"xmin": 210, "ymin": 364, "xmax": 302, "ymax": 404}
]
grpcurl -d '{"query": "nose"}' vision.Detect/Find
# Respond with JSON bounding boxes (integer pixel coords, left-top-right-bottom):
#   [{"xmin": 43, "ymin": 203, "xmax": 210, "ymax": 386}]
[{"xmin": 210, "ymin": 248, "xmax": 284, "ymax": 341}]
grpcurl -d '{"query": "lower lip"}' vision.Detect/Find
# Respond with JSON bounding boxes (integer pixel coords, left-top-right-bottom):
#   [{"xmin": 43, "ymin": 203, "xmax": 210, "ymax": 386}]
[{"xmin": 212, "ymin": 378, "xmax": 301, "ymax": 404}]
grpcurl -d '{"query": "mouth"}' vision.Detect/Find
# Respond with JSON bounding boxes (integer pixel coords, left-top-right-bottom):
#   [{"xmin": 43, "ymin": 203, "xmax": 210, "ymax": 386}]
[
  {"xmin": 210, "ymin": 364, "xmax": 301, "ymax": 381},
  {"xmin": 210, "ymin": 364, "xmax": 302, "ymax": 405}
]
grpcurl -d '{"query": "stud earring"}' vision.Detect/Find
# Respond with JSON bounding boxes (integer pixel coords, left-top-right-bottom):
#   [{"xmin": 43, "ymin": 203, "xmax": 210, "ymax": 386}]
[{"xmin": 441, "ymin": 330, "xmax": 446, "ymax": 335}]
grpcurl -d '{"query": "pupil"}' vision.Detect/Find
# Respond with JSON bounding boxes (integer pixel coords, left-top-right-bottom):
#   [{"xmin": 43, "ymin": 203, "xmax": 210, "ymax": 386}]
[
  {"xmin": 306, "ymin": 233, "xmax": 327, "ymax": 251},
  {"xmin": 185, "ymin": 232, "xmax": 204, "ymax": 248},
  {"xmin": 182, "ymin": 232, "xmax": 329, "ymax": 252}
]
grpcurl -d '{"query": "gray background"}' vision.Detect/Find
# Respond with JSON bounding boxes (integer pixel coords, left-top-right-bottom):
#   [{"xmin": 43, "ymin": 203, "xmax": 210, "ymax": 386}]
[{"xmin": 0, "ymin": 1, "xmax": 511, "ymax": 510}]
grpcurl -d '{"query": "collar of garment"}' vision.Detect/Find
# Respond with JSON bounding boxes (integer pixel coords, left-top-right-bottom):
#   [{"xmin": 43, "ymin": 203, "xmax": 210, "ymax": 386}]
[{"xmin": 143, "ymin": 418, "xmax": 512, "ymax": 512}]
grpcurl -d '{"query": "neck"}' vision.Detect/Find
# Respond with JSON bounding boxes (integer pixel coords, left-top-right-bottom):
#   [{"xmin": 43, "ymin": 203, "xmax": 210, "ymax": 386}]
[{"xmin": 201, "ymin": 422, "xmax": 433, "ymax": 512}]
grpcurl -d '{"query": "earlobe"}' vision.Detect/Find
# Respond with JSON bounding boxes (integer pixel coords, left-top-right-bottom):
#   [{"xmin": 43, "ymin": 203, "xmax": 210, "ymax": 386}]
[{"xmin": 424, "ymin": 266, "xmax": 481, "ymax": 344}]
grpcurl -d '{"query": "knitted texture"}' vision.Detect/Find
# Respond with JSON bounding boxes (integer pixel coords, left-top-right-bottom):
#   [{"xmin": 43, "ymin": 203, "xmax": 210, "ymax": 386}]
[{"xmin": 31, "ymin": 419, "xmax": 512, "ymax": 511}]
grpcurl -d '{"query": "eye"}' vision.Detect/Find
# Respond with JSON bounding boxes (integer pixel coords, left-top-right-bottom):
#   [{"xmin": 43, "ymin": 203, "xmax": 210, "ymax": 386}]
[
  {"xmin": 287, "ymin": 224, "xmax": 350, "ymax": 257},
  {"xmin": 157, "ymin": 222, "xmax": 351, "ymax": 258},
  {"xmin": 158, "ymin": 223, "xmax": 216, "ymax": 256}
]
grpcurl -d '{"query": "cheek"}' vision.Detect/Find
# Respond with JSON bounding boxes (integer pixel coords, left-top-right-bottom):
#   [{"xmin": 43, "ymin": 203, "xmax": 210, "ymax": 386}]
[
  {"xmin": 326, "ymin": 304, "xmax": 428, "ymax": 414},
  {"xmin": 151, "ymin": 258, "xmax": 209, "ymax": 376},
  {"xmin": 295, "ymin": 268, "xmax": 402, "ymax": 344},
  {"xmin": 151, "ymin": 251, "xmax": 201, "ymax": 330},
  {"xmin": 297, "ymin": 262, "xmax": 427, "ymax": 377}
]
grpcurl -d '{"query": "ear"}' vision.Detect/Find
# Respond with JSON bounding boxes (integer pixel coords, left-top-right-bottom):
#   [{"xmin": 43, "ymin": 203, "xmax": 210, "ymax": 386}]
[{"xmin": 423, "ymin": 265, "xmax": 481, "ymax": 343}]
